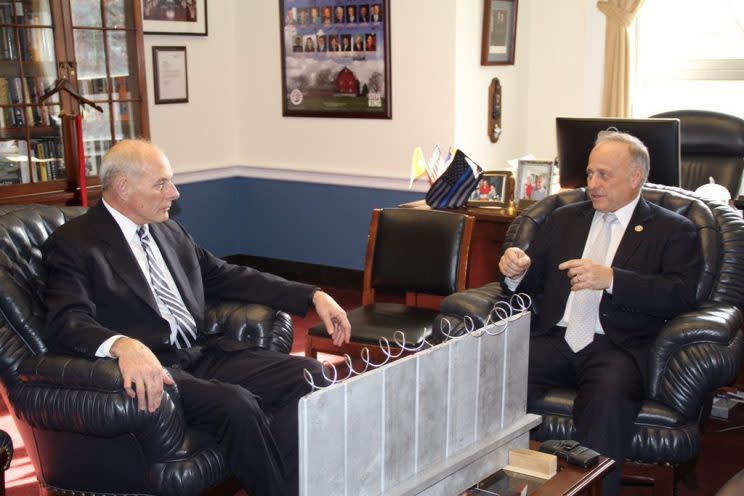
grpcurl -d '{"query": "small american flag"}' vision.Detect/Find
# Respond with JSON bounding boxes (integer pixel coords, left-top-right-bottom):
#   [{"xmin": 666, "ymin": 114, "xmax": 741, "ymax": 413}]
[{"xmin": 425, "ymin": 149, "xmax": 482, "ymax": 209}]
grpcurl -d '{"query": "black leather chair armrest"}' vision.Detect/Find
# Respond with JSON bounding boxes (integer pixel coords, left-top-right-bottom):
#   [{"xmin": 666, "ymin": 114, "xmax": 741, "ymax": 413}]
[
  {"xmin": 0, "ymin": 428, "xmax": 12, "ymax": 471},
  {"xmin": 204, "ymin": 300, "xmax": 293, "ymax": 354},
  {"xmin": 647, "ymin": 304, "xmax": 744, "ymax": 419},
  {"xmin": 433, "ymin": 282, "xmax": 505, "ymax": 340},
  {"xmin": 14, "ymin": 354, "xmax": 186, "ymax": 460}
]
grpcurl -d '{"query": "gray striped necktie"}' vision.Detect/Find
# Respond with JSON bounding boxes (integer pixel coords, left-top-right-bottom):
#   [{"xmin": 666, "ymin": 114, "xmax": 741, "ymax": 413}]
[
  {"xmin": 564, "ymin": 212, "xmax": 617, "ymax": 352},
  {"xmin": 137, "ymin": 227, "xmax": 197, "ymax": 349}
]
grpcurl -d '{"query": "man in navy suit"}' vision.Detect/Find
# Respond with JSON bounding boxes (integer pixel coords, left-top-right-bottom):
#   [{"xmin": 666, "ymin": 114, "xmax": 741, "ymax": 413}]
[
  {"xmin": 42, "ymin": 139, "xmax": 352, "ymax": 496},
  {"xmin": 498, "ymin": 131, "xmax": 700, "ymax": 496}
]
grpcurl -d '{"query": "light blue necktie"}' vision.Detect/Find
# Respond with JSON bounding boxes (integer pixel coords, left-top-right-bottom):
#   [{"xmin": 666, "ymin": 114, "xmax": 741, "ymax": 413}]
[{"xmin": 564, "ymin": 213, "xmax": 617, "ymax": 352}]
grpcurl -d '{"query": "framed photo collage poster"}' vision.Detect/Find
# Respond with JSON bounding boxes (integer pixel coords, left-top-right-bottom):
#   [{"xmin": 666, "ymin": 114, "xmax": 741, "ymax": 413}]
[{"xmin": 279, "ymin": 1, "xmax": 391, "ymax": 118}]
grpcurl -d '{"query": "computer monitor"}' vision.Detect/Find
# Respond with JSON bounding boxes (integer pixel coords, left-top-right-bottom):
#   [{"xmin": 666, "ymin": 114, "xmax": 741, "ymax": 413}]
[{"xmin": 556, "ymin": 117, "xmax": 681, "ymax": 189}]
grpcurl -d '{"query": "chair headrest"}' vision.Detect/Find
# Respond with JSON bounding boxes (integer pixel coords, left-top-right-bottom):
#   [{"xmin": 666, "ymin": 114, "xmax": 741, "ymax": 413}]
[
  {"xmin": 0, "ymin": 204, "xmax": 87, "ymax": 356},
  {"xmin": 651, "ymin": 110, "xmax": 744, "ymax": 155}
]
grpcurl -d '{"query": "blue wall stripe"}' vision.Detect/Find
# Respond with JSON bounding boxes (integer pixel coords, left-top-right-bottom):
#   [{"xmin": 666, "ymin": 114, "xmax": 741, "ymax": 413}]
[{"xmin": 171, "ymin": 177, "xmax": 423, "ymax": 270}]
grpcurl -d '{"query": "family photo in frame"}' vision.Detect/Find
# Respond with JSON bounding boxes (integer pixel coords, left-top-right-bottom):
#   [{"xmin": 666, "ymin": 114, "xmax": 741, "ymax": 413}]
[
  {"xmin": 279, "ymin": 0, "xmax": 391, "ymax": 118},
  {"xmin": 516, "ymin": 160, "xmax": 554, "ymax": 206},
  {"xmin": 468, "ymin": 171, "xmax": 513, "ymax": 207}
]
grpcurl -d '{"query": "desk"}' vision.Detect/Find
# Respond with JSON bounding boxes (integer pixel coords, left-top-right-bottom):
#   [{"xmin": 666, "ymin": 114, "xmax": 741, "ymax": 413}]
[
  {"xmin": 399, "ymin": 200, "xmax": 516, "ymax": 308},
  {"xmin": 468, "ymin": 441, "xmax": 615, "ymax": 496}
]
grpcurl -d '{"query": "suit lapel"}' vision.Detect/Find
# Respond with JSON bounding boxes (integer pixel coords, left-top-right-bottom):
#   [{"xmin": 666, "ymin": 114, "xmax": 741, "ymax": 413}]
[
  {"xmin": 612, "ymin": 198, "xmax": 653, "ymax": 267},
  {"xmin": 90, "ymin": 203, "xmax": 160, "ymax": 312}
]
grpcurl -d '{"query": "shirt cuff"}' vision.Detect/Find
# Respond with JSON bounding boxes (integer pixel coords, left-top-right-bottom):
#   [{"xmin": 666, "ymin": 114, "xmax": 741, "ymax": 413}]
[
  {"xmin": 96, "ymin": 335, "xmax": 125, "ymax": 358},
  {"xmin": 504, "ymin": 273, "xmax": 526, "ymax": 292}
]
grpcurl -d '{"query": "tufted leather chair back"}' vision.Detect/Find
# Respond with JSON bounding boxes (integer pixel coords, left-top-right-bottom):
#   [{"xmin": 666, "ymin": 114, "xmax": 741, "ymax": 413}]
[
  {"xmin": 651, "ymin": 110, "xmax": 744, "ymax": 198},
  {"xmin": 370, "ymin": 208, "xmax": 471, "ymax": 295},
  {"xmin": 0, "ymin": 205, "xmax": 86, "ymax": 379},
  {"xmin": 504, "ymin": 183, "xmax": 744, "ymax": 311}
]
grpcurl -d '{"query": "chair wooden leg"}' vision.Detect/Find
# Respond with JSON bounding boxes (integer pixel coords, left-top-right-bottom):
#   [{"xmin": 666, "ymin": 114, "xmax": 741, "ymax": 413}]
[
  {"xmin": 305, "ymin": 334, "xmax": 318, "ymax": 359},
  {"xmin": 622, "ymin": 461, "xmax": 675, "ymax": 496}
]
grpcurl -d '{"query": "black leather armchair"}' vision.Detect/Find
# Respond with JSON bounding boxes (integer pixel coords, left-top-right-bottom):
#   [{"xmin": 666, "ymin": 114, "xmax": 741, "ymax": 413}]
[
  {"xmin": 650, "ymin": 110, "xmax": 744, "ymax": 201},
  {"xmin": 435, "ymin": 184, "xmax": 744, "ymax": 495},
  {"xmin": 0, "ymin": 204, "xmax": 294, "ymax": 496}
]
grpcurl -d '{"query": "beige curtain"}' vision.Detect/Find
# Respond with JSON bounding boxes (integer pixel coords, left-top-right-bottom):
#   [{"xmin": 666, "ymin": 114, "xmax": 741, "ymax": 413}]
[{"xmin": 597, "ymin": 0, "xmax": 645, "ymax": 117}]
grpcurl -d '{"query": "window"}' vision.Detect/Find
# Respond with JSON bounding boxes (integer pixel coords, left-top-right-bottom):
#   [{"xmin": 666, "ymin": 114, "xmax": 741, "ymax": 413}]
[{"xmin": 632, "ymin": 0, "xmax": 744, "ymax": 118}]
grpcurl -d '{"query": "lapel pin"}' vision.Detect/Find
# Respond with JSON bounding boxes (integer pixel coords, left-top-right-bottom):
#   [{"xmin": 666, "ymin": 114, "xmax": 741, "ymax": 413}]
[{"xmin": 634, "ymin": 225, "xmax": 643, "ymax": 232}]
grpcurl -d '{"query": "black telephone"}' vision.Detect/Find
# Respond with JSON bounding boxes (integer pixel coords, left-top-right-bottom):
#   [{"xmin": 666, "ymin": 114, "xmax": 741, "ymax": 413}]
[
  {"xmin": 538, "ymin": 440, "xmax": 601, "ymax": 468},
  {"xmin": 488, "ymin": 78, "xmax": 502, "ymax": 143}
]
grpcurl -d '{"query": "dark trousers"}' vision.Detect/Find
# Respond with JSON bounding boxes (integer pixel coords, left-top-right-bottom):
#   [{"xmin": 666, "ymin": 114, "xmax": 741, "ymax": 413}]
[
  {"xmin": 167, "ymin": 347, "xmax": 325, "ymax": 496},
  {"xmin": 528, "ymin": 328, "xmax": 644, "ymax": 496}
]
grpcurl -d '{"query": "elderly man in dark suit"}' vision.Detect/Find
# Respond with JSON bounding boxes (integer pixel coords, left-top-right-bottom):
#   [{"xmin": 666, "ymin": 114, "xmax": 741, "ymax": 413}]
[
  {"xmin": 42, "ymin": 139, "xmax": 351, "ymax": 496},
  {"xmin": 498, "ymin": 131, "xmax": 700, "ymax": 496}
]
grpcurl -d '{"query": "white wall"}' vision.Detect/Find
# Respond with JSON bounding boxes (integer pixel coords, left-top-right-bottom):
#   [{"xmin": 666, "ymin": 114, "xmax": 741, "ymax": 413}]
[
  {"xmin": 454, "ymin": 0, "xmax": 530, "ymax": 171},
  {"xmin": 520, "ymin": 0, "xmax": 606, "ymax": 160},
  {"xmin": 233, "ymin": 0, "xmax": 457, "ymax": 180},
  {"xmin": 144, "ymin": 0, "xmax": 606, "ymax": 182},
  {"xmin": 143, "ymin": 1, "xmax": 240, "ymax": 171}
]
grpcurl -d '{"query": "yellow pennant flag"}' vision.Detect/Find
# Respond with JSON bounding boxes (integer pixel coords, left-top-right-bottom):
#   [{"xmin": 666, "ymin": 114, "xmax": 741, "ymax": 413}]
[{"xmin": 409, "ymin": 146, "xmax": 428, "ymax": 189}]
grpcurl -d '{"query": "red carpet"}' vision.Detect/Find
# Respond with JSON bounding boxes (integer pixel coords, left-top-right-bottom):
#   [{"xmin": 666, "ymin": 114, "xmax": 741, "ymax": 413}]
[{"xmin": 2, "ymin": 286, "xmax": 742, "ymax": 495}]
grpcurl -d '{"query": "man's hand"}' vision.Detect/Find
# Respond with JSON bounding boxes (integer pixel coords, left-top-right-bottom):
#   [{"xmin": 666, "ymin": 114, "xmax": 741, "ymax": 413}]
[
  {"xmin": 313, "ymin": 290, "xmax": 351, "ymax": 347},
  {"xmin": 499, "ymin": 247, "xmax": 532, "ymax": 279},
  {"xmin": 559, "ymin": 258, "xmax": 613, "ymax": 291},
  {"xmin": 110, "ymin": 337, "xmax": 174, "ymax": 412}
]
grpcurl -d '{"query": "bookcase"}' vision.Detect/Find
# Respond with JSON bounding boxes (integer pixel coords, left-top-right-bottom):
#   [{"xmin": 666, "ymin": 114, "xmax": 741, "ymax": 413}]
[{"xmin": 0, "ymin": 0, "xmax": 149, "ymax": 205}]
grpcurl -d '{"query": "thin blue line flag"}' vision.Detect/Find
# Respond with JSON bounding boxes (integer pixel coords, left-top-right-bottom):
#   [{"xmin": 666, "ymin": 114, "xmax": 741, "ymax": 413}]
[{"xmin": 425, "ymin": 149, "xmax": 482, "ymax": 209}]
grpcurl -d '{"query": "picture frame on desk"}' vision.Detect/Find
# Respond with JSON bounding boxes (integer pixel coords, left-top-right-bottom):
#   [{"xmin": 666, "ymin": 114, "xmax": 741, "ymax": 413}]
[
  {"xmin": 278, "ymin": 0, "xmax": 391, "ymax": 119},
  {"xmin": 467, "ymin": 170, "xmax": 513, "ymax": 208},
  {"xmin": 516, "ymin": 159, "xmax": 554, "ymax": 209},
  {"xmin": 481, "ymin": 0, "xmax": 518, "ymax": 65},
  {"xmin": 152, "ymin": 46, "xmax": 189, "ymax": 104},
  {"xmin": 142, "ymin": 0, "xmax": 208, "ymax": 36}
]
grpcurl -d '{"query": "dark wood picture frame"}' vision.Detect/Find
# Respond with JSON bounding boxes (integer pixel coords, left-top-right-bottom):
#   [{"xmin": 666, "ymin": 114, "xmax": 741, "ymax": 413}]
[
  {"xmin": 142, "ymin": 0, "xmax": 208, "ymax": 36},
  {"xmin": 467, "ymin": 170, "xmax": 513, "ymax": 208},
  {"xmin": 278, "ymin": 0, "xmax": 392, "ymax": 119},
  {"xmin": 481, "ymin": 0, "xmax": 518, "ymax": 65},
  {"xmin": 152, "ymin": 46, "xmax": 189, "ymax": 104}
]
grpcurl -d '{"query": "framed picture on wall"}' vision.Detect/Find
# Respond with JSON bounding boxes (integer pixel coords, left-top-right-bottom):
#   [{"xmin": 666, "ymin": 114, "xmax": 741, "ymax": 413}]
[
  {"xmin": 467, "ymin": 171, "xmax": 513, "ymax": 208},
  {"xmin": 481, "ymin": 0, "xmax": 518, "ymax": 65},
  {"xmin": 142, "ymin": 0, "xmax": 208, "ymax": 36},
  {"xmin": 278, "ymin": 0, "xmax": 392, "ymax": 118},
  {"xmin": 153, "ymin": 46, "xmax": 189, "ymax": 104}
]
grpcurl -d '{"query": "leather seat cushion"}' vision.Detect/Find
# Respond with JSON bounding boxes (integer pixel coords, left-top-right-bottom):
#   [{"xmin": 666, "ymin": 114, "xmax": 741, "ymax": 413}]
[
  {"xmin": 531, "ymin": 390, "xmax": 692, "ymax": 429},
  {"xmin": 309, "ymin": 303, "xmax": 438, "ymax": 344}
]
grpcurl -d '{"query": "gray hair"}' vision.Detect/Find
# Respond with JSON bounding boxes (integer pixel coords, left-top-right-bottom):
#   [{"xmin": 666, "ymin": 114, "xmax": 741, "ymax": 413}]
[
  {"xmin": 99, "ymin": 139, "xmax": 163, "ymax": 191},
  {"xmin": 595, "ymin": 129, "xmax": 650, "ymax": 183}
]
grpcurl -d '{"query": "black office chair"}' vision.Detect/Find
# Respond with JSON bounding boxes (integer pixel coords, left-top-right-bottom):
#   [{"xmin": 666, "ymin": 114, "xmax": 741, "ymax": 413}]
[
  {"xmin": 650, "ymin": 110, "xmax": 744, "ymax": 202},
  {"xmin": 0, "ymin": 204, "xmax": 294, "ymax": 496},
  {"xmin": 435, "ymin": 184, "xmax": 744, "ymax": 495},
  {"xmin": 305, "ymin": 207, "xmax": 474, "ymax": 361}
]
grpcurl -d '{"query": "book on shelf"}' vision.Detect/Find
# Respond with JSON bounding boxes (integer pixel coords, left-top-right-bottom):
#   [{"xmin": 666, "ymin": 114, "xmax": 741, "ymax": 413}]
[
  {"xmin": 32, "ymin": 138, "xmax": 64, "ymax": 181},
  {"xmin": 0, "ymin": 17, "xmax": 17, "ymax": 61},
  {"xmin": 0, "ymin": 159, "xmax": 20, "ymax": 184},
  {"xmin": 0, "ymin": 139, "xmax": 30, "ymax": 183}
]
